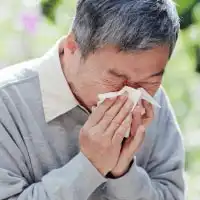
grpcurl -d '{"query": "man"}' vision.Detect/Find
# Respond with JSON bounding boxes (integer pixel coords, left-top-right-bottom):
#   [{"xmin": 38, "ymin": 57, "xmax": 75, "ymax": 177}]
[{"xmin": 0, "ymin": 0, "xmax": 184, "ymax": 200}]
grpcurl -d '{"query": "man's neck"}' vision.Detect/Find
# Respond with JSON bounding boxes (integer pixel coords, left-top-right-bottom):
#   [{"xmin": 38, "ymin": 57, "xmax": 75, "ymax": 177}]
[{"xmin": 59, "ymin": 49, "xmax": 92, "ymax": 114}]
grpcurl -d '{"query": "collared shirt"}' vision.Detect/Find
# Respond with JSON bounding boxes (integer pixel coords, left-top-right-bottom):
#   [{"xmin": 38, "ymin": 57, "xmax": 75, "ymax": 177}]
[
  {"xmin": 35, "ymin": 37, "xmax": 88, "ymax": 122},
  {"xmin": 0, "ymin": 38, "xmax": 185, "ymax": 200}
]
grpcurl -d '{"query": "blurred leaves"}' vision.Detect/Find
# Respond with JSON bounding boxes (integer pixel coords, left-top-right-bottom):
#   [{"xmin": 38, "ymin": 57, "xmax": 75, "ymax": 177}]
[
  {"xmin": 176, "ymin": 0, "xmax": 196, "ymax": 14},
  {"xmin": 41, "ymin": 0, "xmax": 62, "ymax": 22},
  {"xmin": 193, "ymin": 2, "xmax": 200, "ymax": 22},
  {"xmin": 195, "ymin": 46, "xmax": 200, "ymax": 73}
]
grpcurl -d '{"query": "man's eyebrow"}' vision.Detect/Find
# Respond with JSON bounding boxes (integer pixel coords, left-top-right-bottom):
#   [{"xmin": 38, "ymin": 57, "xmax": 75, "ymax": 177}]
[{"xmin": 151, "ymin": 69, "xmax": 165, "ymax": 77}]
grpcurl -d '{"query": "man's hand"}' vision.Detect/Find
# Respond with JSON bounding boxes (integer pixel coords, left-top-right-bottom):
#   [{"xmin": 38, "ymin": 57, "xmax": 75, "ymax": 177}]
[
  {"xmin": 79, "ymin": 95, "xmax": 133, "ymax": 176},
  {"xmin": 111, "ymin": 101, "xmax": 154, "ymax": 178}
]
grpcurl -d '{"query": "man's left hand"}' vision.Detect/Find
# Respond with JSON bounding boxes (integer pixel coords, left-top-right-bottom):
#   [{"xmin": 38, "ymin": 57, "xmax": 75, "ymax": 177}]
[{"xmin": 110, "ymin": 101, "xmax": 154, "ymax": 178}]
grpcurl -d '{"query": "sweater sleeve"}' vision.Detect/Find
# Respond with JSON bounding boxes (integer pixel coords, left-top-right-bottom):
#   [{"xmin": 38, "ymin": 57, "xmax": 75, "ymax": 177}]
[
  {"xmin": 0, "ymin": 122, "xmax": 106, "ymax": 200},
  {"xmin": 105, "ymin": 88, "xmax": 185, "ymax": 200}
]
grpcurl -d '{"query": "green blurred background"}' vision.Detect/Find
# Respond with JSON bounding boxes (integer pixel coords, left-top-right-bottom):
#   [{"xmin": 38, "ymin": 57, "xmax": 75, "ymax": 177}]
[{"xmin": 0, "ymin": 0, "xmax": 200, "ymax": 199}]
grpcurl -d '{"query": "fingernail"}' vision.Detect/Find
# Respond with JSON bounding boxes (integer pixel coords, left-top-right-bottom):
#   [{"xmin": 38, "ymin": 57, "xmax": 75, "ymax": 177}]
[
  {"xmin": 128, "ymin": 113, "xmax": 132, "ymax": 120},
  {"xmin": 135, "ymin": 106, "xmax": 141, "ymax": 112},
  {"xmin": 141, "ymin": 108, "xmax": 146, "ymax": 115},
  {"xmin": 120, "ymin": 95, "xmax": 127, "ymax": 100}
]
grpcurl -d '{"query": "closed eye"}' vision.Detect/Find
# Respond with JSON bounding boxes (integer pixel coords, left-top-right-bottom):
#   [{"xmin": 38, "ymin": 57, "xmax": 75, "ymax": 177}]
[
  {"xmin": 108, "ymin": 69, "xmax": 128, "ymax": 80},
  {"xmin": 150, "ymin": 69, "xmax": 165, "ymax": 77}
]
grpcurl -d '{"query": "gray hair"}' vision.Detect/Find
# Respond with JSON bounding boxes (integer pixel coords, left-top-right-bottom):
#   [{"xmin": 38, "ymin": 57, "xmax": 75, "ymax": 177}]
[{"xmin": 72, "ymin": 0, "xmax": 180, "ymax": 58}]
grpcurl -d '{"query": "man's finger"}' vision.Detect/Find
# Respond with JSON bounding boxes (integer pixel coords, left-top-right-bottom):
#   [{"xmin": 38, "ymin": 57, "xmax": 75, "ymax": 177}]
[
  {"xmin": 84, "ymin": 97, "xmax": 117, "ymax": 129},
  {"xmin": 142, "ymin": 100, "xmax": 154, "ymax": 127},
  {"xmin": 101, "ymin": 98, "xmax": 133, "ymax": 134},
  {"xmin": 96, "ymin": 95, "xmax": 128, "ymax": 131},
  {"xmin": 112, "ymin": 113, "xmax": 132, "ymax": 146},
  {"xmin": 130, "ymin": 106, "xmax": 142, "ymax": 137}
]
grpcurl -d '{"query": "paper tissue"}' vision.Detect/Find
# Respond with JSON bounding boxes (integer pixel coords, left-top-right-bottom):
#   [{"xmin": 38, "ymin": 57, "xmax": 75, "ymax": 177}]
[{"xmin": 94, "ymin": 86, "xmax": 161, "ymax": 138}]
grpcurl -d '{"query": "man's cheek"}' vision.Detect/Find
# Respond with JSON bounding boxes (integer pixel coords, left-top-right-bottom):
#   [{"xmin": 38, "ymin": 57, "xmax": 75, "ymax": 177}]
[
  {"xmin": 102, "ymin": 81, "xmax": 124, "ymax": 92},
  {"xmin": 140, "ymin": 83, "xmax": 161, "ymax": 97}
]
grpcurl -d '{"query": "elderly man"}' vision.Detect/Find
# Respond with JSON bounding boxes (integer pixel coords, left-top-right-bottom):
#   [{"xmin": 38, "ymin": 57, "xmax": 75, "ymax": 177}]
[{"xmin": 0, "ymin": 0, "xmax": 184, "ymax": 200}]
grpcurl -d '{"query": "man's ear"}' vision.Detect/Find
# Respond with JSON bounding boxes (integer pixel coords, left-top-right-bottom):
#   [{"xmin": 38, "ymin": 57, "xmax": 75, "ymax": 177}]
[{"xmin": 65, "ymin": 33, "xmax": 78, "ymax": 54}]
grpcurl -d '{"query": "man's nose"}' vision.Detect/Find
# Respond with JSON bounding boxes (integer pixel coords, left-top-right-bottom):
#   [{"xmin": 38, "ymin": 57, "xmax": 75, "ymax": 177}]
[{"xmin": 125, "ymin": 82, "xmax": 140, "ymax": 89}]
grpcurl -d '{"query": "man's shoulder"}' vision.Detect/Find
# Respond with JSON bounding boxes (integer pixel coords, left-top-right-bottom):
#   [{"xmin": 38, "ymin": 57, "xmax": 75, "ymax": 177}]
[
  {"xmin": 0, "ymin": 58, "xmax": 43, "ymax": 112},
  {"xmin": 154, "ymin": 86, "xmax": 168, "ymax": 103},
  {"xmin": 154, "ymin": 86, "xmax": 172, "ymax": 112},
  {"xmin": 0, "ymin": 58, "xmax": 45, "ymax": 124},
  {"xmin": 154, "ymin": 86, "xmax": 178, "ymax": 126},
  {"xmin": 0, "ymin": 58, "xmax": 41, "ymax": 90}
]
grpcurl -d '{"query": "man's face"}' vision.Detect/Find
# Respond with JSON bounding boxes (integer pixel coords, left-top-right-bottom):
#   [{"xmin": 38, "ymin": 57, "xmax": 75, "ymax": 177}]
[{"xmin": 63, "ymin": 39, "xmax": 170, "ymax": 109}]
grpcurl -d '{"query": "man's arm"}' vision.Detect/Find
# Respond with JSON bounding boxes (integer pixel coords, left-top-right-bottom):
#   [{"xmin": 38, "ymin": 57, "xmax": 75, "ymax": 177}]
[
  {"xmin": 105, "ymin": 88, "xmax": 185, "ymax": 200},
  {"xmin": 0, "ymin": 92, "xmax": 135, "ymax": 200},
  {"xmin": 0, "ymin": 122, "xmax": 106, "ymax": 200}
]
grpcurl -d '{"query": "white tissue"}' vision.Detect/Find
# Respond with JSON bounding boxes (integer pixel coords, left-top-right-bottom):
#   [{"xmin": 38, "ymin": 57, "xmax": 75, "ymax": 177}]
[{"xmin": 94, "ymin": 86, "xmax": 161, "ymax": 138}]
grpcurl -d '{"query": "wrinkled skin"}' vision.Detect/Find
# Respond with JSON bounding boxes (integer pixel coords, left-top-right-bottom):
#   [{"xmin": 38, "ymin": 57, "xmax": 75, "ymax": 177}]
[
  {"xmin": 59, "ymin": 33, "xmax": 170, "ymax": 177},
  {"xmin": 60, "ymin": 34, "xmax": 169, "ymax": 111}
]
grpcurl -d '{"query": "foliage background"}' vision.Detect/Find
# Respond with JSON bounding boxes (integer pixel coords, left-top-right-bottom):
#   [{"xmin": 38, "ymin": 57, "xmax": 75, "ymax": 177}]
[{"xmin": 0, "ymin": 0, "xmax": 200, "ymax": 199}]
